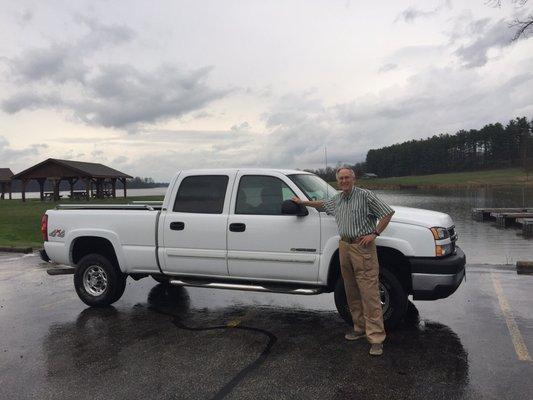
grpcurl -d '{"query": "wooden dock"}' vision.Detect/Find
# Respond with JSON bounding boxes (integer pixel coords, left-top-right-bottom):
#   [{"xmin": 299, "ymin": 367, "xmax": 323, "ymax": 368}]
[
  {"xmin": 517, "ymin": 218, "xmax": 533, "ymax": 237},
  {"xmin": 472, "ymin": 207, "xmax": 533, "ymax": 237}
]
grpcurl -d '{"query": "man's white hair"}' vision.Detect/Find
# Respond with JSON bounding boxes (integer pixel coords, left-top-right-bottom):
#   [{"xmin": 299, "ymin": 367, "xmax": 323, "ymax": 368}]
[{"xmin": 335, "ymin": 165, "xmax": 355, "ymax": 179}]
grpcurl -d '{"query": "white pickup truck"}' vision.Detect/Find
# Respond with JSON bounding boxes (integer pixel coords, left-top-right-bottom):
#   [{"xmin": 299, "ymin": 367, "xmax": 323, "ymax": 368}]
[{"xmin": 41, "ymin": 169, "xmax": 465, "ymax": 328}]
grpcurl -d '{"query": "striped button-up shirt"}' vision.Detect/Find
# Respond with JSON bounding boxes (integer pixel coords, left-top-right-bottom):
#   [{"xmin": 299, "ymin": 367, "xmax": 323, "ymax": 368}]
[{"xmin": 323, "ymin": 187, "xmax": 394, "ymax": 239}]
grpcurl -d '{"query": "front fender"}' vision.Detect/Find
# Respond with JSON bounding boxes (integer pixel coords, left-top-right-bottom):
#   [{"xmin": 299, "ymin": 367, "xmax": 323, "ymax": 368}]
[
  {"xmin": 318, "ymin": 235, "xmax": 341, "ymax": 285},
  {"xmin": 318, "ymin": 234, "xmax": 414, "ymax": 285}
]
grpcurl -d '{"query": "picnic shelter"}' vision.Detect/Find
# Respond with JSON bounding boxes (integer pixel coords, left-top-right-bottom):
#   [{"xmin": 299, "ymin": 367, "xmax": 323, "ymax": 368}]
[{"xmin": 11, "ymin": 158, "xmax": 133, "ymax": 202}]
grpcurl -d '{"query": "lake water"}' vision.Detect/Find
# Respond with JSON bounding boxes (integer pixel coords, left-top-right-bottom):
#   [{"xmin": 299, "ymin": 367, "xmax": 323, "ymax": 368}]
[
  {"xmin": 8, "ymin": 186, "xmax": 532, "ymax": 264},
  {"xmin": 375, "ymin": 186, "xmax": 533, "ymax": 265},
  {"xmin": 9, "ymin": 187, "xmax": 169, "ymax": 199}
]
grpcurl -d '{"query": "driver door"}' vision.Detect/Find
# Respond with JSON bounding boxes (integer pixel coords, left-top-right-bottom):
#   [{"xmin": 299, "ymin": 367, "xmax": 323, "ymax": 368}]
[{"xmin": 227, "ymin": 172, "xmax": 320, "ymax": 283}]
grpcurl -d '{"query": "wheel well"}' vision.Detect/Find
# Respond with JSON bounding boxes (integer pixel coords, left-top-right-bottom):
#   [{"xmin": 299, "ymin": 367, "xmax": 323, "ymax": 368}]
[
  {"xmin": 377, "ymin": 246, "xmax": 412, "ymax": 294},
  {"xmin": 326, "ymin": 250, "xmax": 340, "ymax": 292},
  {"xmin": 326, "ymin": 246, "xmax": 412, "ymax": 293},
  {"xmin": 71, "ymin": 237, "xmax": 120, "ymax": 271}
]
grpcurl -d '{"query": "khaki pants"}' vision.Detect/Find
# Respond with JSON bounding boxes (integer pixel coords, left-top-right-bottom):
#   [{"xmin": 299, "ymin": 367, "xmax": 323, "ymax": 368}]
[{"xmin": 339, "ymin": 240, "xmax": 386, "ymax": 344}]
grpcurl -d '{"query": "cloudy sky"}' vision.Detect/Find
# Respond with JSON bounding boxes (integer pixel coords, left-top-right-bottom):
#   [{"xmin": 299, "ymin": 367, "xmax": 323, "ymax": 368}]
[{"xmin": 1, "ymin": 0, "xmax": 532, "ymax": 181}]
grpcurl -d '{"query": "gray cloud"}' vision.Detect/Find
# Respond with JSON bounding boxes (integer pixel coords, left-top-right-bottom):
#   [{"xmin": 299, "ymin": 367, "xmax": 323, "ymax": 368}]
[
  {"xmin": 72, "ymin": 65, "xmax": 227, "ymax": 129},
  {"xmin": 112, "ymin": 156, "xmax": 128, "ymax": 164},
  {"xmin": 7, "ymin": 44, "xmax": 88, "ymax": 84},
  {"xmin": 6, "ymin": 16, "xmax": 134, "ymax": 85},
  {"xmin": 231, "ymin": 121, "xmax": 251, "ymax": 131},
  {"xmin": 378, "ymin": 63, "xmax": 398, "ymax": 73},
  {"xmin": 74, "ymin": 14, "xmax": 135, "ymax": 50},
  {"xmin": 0, "ymin": 136, "xmax": 48, "ymax": 172},
  {"xmin": 395, "ymin": 1, "xmax": 452, "ymax": 23},
  {"xmin": 454, "ymin": 18, "xmax": 516, "ymax": 67},
  {"xmin": 1, "ymin": 17, "xmax": 226, "ymax": 131},
  {"xmin": 18, "ymin": 9, "xmax": 33, "ymax": 25}
]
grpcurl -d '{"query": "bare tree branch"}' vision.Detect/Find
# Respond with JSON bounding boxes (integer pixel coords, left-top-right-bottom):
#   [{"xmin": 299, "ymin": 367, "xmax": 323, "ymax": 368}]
[
  {"xmin": 487, "ymin": 0, "xmax": 532, "ymax": 40},
  {"xmin": 510, "ymin": 16, "xmax": 533, "ymax": 39}
]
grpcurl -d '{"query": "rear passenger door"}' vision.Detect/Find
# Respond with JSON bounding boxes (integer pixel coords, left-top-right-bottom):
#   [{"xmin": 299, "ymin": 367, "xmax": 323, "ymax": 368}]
[
  {"xmin": 161, "ymin": 172, "xmax": 235, "ymax": 277},
  {"xmin": 227, "ymin": 172, "xmax": 320, "ymax": 283}
]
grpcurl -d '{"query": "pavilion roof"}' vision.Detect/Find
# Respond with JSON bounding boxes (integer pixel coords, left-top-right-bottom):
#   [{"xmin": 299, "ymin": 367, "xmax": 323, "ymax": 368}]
[
  {"xmin": 12, "ymin": 158, "xmax": 133, "ymax": 180},
  {"xmin": 0, "ymin": 168, "xmax": 14, "ymax": 182}
]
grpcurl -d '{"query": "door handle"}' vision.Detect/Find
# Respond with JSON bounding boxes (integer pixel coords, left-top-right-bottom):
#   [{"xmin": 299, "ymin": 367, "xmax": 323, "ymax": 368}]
[
  {"xmin": 229, "ymin": 223, "xmax": 246, "ymax": 232},
  {"xmin": 170, "ymin": 221, "xmax": 185, "ymax": 231}
]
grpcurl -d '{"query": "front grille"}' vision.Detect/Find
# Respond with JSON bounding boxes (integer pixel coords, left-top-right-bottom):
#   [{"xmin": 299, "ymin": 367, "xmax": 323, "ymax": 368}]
[
  {"xmin": 448, "ymin": 226, "xmax": 457, "ymax": 253},
  {"xmin": 448, "ymin": 226, "xmax": 456, "ymax": 238}
]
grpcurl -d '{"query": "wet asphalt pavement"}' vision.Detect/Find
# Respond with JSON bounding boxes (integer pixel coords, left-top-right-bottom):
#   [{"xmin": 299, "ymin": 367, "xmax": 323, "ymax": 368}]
[{"xmin": 0, "ymin": 253, "xmax": 532, "ymax": 400}]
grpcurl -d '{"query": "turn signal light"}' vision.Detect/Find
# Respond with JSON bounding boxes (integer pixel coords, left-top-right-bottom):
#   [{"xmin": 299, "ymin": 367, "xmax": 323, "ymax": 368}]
[
  {"xmin": 435, "ymin": 243, "xmax": 453, "ymax": 257},
  {"xmin": 41, "ymin": 214, "xmax": 48, "ymax": 242}
]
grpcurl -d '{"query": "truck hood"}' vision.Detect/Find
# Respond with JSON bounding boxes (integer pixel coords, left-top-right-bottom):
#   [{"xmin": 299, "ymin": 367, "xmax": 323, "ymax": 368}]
[{"xmin": 391, "ymin": 206, "xmax": 454, "ymax": 228}]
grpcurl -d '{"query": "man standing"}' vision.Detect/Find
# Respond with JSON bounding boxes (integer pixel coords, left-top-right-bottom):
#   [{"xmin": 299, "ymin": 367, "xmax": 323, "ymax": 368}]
[{"xmin": 292, "ymin": 166, "xmax": 394, "ymax": 356}]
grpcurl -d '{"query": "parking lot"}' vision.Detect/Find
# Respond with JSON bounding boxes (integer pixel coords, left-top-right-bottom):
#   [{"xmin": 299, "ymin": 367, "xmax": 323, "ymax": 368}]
[{"xmin": 0, "ymin": 252, "xmax": 532, "ymax": 400}]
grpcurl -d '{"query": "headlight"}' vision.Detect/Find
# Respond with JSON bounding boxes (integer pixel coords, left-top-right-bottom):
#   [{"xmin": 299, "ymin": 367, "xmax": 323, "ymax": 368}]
[
  {"xmin": 436, "ymin": 243, "xmax": 453, "ymax": 257},
  {"xmin": 430, "ymin": 227, "xmax": 449, "ymax": 240}
]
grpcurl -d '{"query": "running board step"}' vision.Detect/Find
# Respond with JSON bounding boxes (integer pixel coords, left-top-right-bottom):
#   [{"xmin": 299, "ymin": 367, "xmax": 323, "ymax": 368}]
[{"xmin": 169, "ymin": 279, "xmax": 322, "ymax": 295}]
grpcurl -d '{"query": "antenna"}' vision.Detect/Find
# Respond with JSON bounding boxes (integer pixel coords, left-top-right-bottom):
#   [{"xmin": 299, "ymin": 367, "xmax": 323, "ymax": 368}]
[{"xmin": 325, "ymin": 145, "xmax": 329, "ymax": 199}]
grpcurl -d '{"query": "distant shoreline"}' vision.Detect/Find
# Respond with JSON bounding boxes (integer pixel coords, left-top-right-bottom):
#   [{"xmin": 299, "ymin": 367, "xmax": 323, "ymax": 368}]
[{"xmin": 353, "ymin": 168, "xmax": 532, "ymax": 190}]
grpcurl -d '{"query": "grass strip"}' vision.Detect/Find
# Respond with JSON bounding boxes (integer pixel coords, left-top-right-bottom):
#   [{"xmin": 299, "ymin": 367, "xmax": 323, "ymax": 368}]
[{"xmin": 0, "ymin": 196, "xmax": 164, "ymax": 249}]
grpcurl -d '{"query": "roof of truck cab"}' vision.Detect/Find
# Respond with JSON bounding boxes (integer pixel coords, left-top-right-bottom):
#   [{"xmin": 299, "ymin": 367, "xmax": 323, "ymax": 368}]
[{"xmin": 177, "ymin": 168, "xmax": 313, "ymax": 175}]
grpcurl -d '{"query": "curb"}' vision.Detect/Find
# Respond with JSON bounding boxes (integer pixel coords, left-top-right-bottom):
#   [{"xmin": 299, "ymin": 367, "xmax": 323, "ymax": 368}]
[
  {"xmin": 0, "ymin": 246, "xmax": 33, "ymax": 254},
  {"xmin": 516, "ymin": 261, "xmax": 533, "ymax": 275}
]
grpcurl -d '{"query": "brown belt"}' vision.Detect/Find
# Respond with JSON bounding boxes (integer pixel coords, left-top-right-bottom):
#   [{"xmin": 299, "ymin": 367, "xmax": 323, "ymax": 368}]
[
  {"xmin": 341, "ymin": 237, "xmax": 359, "ymax": 244},
  {"xmin": 341, "ymin": 233, "xmax": 375, "ymax": 243}
]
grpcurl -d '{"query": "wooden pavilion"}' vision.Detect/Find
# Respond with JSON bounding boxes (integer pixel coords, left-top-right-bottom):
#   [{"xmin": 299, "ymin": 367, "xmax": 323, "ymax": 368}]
[
  {"xmin": 12, "ymin": 158, "xmax": 133, "ymax": 202},
  {"xmin": 0, "ymin": 168, "xmax": 13, "ymax": 200}
]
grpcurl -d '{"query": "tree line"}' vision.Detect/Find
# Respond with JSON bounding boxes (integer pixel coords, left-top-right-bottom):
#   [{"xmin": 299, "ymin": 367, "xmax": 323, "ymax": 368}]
[
  {"xmin": 305, "ymin": 117, "xmax": 533, "ymax": 180},
  {"xmin": 365, "ymin": 117, "xmax": 533, "ymax": 177}
]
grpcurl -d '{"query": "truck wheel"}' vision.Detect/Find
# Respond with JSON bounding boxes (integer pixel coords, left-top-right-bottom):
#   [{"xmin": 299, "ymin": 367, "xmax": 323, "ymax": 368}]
[
  {"xmin": 74, "ymin": 254, "xmax": 126, "ymax": 307},
  {"xmin": 110, "ymin": 275, "xmax": 127, "ymax": 303},
  {"xmin": 334, "ymin": 268, "xmax": 408, "ymax": 330}
]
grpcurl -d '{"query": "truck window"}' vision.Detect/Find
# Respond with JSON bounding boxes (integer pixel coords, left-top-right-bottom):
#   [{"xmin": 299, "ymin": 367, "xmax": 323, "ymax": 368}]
[
  {"xmin": 235, "ymin": 175, "xmax": 295, "ymax": 215},
  {"xmin": 173, "ymin": 175, "xmax": 229, "ymax": 214}
]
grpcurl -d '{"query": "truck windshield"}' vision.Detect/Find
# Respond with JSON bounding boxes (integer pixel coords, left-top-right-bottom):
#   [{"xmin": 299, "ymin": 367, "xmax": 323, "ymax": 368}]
[{"xmin": 288, "ymin": 174, "xmax": 338, "ymax": 201}]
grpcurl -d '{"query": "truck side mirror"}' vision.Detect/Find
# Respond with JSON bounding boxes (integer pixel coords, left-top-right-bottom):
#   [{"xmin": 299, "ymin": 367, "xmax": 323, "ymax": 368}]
[{"xmin": 281, "ymin": 200, "xmax": 309, "ymax": 217}]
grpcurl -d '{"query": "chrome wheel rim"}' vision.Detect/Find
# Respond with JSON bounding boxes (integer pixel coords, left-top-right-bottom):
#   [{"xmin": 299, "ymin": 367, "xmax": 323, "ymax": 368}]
[
  {"xmin": 83, "ymin": 265, "xmax": 108, "ymax": 296},
  {"xmin": 379, "ymin": 282, "xmax": 390, "ymax": 315}
]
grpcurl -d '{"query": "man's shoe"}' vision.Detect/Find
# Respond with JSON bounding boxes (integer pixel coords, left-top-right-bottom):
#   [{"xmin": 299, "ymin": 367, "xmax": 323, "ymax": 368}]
[
  {"xmin": 345, "ymin": 331, "xmax": 365, "ymax": 341},
  {"xmin": 369, "ymin": 343, "xmax": 383, "ymax": 356}
]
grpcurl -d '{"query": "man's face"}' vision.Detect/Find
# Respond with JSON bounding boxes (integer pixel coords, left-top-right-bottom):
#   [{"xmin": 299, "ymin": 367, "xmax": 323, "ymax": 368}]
[{"xmin": 337, "ymin": 169, "xmax": 355, "ymax": 192}]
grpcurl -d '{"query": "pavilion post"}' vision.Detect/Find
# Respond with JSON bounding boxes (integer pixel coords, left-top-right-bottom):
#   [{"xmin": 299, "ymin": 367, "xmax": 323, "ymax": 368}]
[
  {"xmin": 84, "ymin": 178, "xmax": 91, "ymax": 201},
  {"xmin": 122, "ymin": 178, "xmax": 127, "ymax": 198},
  {"xmin": 96, "ymin": 178, "xmax": 104, "ymax": 199},
  {"xmin": 67, "ymin": 178, "xmax": 77, "ymax": 199},
  {"xmin": 111, "ymin": 178, "xmax": 117, "ymax": 198},
  {"xmin": 1, "ymin": 182, "xmax": 4, "ymax": 200},
  {"xmin": 8, "ymin": 182, "xmax": 11, "ymax": 200},
  {"xmin": 37, "ymin": 178, "xmax": 46, "ymax": 201},
  {"xmin": 52, "ymin": 178, "xmax": 61, "ymax": 202},
  {"xmin": 21, "ymin": 179, "xmax": 28, "ymax": 202}
]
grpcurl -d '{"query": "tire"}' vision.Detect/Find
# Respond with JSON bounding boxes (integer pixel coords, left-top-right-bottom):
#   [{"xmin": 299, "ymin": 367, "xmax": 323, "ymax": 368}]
[
  {"xmin": 151, "ymin": 274, "xmax": 170, "ymax": 284},
  {"xmin": 334, "ymin": 268, "xmax": 408, "ymax": 330},
  {"xmin": 110, "ymin": 275, "xmax": 127, "ymax": 303},
  {"xmin": 74, "ymin": 253, "xmax": 126, "ymax": 307}
]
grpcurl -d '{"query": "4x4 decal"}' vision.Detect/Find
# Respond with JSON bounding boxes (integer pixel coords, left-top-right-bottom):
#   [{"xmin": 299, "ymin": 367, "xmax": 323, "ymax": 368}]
[{"xmin": 49, "ymin": 228, "xmax": 65, "ymax": 238}]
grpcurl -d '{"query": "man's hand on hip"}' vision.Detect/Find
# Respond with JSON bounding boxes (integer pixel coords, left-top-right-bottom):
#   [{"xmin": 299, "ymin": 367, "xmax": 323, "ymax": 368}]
[{"xmin": 357, "ymin": 234, "xmax": 377, "ymax": 246}]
